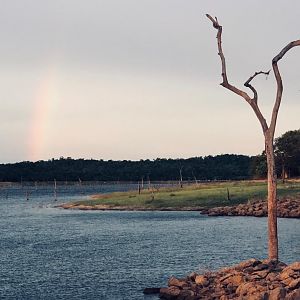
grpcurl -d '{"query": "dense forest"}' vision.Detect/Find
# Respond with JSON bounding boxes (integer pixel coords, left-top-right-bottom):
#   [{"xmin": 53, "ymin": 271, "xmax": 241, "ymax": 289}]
[
  {"xmin": 0, "ymin": 130, "xmax": 299, "ymax": 182},
  {"xmin": 0, "ymin": 155, "xmax": 252, "ymax": 182}
]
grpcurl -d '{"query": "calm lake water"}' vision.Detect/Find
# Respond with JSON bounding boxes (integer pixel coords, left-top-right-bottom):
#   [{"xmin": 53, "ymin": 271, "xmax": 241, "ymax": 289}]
[{"xmin": 0, "ymin": 183, "xmax": 299, "ymax": 300}]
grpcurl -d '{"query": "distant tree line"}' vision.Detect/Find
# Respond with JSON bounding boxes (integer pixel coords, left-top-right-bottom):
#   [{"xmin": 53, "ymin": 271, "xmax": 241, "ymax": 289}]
[
  {"xmin": 0, "ymin": 154, "xmax": 252, "ymax": 182},
  {"xmin": 0, "ymin": 130, "xmax": 299, "ymax": 182}
]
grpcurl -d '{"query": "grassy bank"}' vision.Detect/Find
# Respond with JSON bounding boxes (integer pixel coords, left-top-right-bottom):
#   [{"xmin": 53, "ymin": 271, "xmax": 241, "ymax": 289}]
[{"xmin": 64, "ymin": 180, "xmax": 300, "ymax": 210}]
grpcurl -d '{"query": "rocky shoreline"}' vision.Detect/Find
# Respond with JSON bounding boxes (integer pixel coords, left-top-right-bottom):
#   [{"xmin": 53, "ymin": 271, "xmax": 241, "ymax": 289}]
[
  {"xmin": 145, "ymin": 259, "xmax": 300, "ymax": 299},
  {"xmin": 58, "ymin": 198, "xmax": 300, "ymax": 218},
  {"xmin": 200, "ymin": 198, "xmax": 300, "ymax": 218}
]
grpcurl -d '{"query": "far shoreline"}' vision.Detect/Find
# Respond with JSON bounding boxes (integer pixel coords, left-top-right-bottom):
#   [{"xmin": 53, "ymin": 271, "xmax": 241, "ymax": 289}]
[
  {"xmin": 57, "ymin": 180, "xmax": 300, "ymax": 218},
  {"xmin": 58, "ymin": 197, "xmax": 300, "ymax": 219},
  {"xmin": 58, "ymin": 203, "xmax": 205, "ymax": 211}
]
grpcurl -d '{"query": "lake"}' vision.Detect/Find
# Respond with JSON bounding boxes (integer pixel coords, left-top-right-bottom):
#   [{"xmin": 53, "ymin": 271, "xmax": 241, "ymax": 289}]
[{"xmin": 0, "ymin": 183, "xmax": 299, "ymax": 299}]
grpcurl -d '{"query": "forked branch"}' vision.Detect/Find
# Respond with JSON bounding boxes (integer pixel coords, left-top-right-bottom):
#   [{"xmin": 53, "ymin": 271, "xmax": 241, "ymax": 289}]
[
  {"xmin": 206, "ymin": 14, "xmax": 300, "ymax": 136},
  {"xmin": 206, "ymin": 14, "xmax": 268, "ymax": 132}
]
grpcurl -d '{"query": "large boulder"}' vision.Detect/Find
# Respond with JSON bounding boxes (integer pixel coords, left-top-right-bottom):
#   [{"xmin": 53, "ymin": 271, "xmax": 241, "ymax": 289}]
[{"xmin": 269, "ymin": 287, "xmax": 287, "ymax": 300}]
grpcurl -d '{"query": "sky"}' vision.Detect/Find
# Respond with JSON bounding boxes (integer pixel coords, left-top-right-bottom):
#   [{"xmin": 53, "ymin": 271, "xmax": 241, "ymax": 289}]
[{"xmin": 0, "ymin": 0, "xmax": 299, "ymax": 163}]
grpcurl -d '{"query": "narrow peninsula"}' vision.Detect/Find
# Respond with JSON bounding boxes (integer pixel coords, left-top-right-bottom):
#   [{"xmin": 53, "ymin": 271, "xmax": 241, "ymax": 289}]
[{"xmin": 59, "ymin": 180, "xmax": 300, "ymax": 218}]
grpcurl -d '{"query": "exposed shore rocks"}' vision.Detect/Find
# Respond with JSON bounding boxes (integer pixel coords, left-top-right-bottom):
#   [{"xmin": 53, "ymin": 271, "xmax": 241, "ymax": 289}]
[
  {"xmin": 154, "ymin": 259, "xmax": 300, "ymax": 300},
  {"xmin": 58, "ymin": 203, "xmax": 204, "ymax": 211},
  {"xmin": 200, "ymin": 198, "xmax": 300, "ymax": 219}
]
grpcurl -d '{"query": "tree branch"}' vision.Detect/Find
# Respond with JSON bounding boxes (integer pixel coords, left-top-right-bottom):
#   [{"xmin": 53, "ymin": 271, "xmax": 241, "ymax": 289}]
[
  {"xmin": 206, "ymin": 14, "xmax": 268, "ymax": 133},
  {"xmin": 270, "ymin": 40, "xmax": 300, "ymax": 138},
  {"xmin": 244, "ymin": 70, "xmax": 270, "ymax": 102},
  {"xmin": 205, "ymin": 14, "xmax": 229, "ymax": 86}
]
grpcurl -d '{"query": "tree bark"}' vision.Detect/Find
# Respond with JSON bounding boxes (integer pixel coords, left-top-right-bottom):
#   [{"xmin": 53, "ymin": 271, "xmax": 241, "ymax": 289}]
[{"xmin": 265, "ymin": 133, "xmax": 278, "ymax": 260}]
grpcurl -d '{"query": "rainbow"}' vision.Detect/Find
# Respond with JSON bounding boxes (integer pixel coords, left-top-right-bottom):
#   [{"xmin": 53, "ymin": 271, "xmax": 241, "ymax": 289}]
[{"xmin": 28, "ymin": 66, "xmax": 60, "ymax": 162}]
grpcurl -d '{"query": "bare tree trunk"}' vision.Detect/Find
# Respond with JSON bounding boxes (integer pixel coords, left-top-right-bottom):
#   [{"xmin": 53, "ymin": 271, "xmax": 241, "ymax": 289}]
[
  {"xmin": 54, "ymin": 178, "xmax": 57, "ymax": 201},
  {"xmin": 138, "ymin": 181, "xmax": 141, "ymax": 194},
  {"xmin": 179, "ymin": 168, "xmax": 183, "ymax": 188},
  {"xmin": 226, "ymin": 188, "xmax": 230, "ymax": 202},
  {"xmin": 265, "ymin": 134, "xmax": 278, "ymax": 260},
  {"xmin": 194, "ymin": 176, "xmax": 198, "ymax": 186},
  {"xmin": 206, "ymin": 14, "xmax": 300, "ymax": 261},
  {"xmin": 281, "ymin": 161, "xmax": 286, "ymax": 184}
]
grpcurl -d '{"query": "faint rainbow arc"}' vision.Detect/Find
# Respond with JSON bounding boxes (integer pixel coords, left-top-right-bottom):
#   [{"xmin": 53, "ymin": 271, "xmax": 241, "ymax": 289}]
[{"xmin": 28, "ymin": 66, "xmax": 60, "ymax": 162}]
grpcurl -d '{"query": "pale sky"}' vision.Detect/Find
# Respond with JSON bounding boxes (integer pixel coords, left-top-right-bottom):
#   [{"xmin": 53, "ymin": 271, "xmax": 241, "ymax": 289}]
[{"xmin": 0, "ymin": 0, "xmax": 299, "ymax": 163}]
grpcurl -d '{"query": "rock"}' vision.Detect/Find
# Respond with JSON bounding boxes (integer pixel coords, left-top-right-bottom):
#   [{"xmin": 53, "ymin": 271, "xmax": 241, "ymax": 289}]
[
  {"xmin": 235, "ymin": 258, "xmax": 261, "ymax": 270},
  {"xmin": 251, "ymin": 291, "xmax": 269, "ymax": 300},
  {"xmin": 277, "ymin": 261, "xmax": 288, "ymax": 269},
  {"xmin": 236, "ymin": 281, "xmax": 267, "ymax": 298},
  {"xmin": 253, "ymin": 263, "xmax": 269, "ymax": 271},
  {"xmin": 219, "ymin": 273, "xmax": 234, "ymax": 282},
  {"xmin": 253, "ymin": 210, "xmax": 266, "ymax": 217},
  {"xmin": 279, "ymin": 268, "xmax": 295, "ymax": 281},
  {"xmin": 177, "ymin": 290, "xmax": 195, "ymax": 300},
  {"xmin": 219, "ymin": 295, "xmax": 230, "ymax": 300},
  {"xmin": 236, "ymin": 282, "xmax": 256, "ymax": 296},
  {"xmin": 286, "ymin": 289, "xmax": 300, "ymax": 300},
  {"xmin": 222, "ymin": 274, "xmax": 244, "ymax": 286},
  {"xmin": 262, "ymin": 258, "xmax": 280, "ymax": 268},
  {"xmin": 188, "ymin": 283, "xmax": 197, "ymax": 292},
  {"xmin": 289, "ymin": 262, "xmax": 300, "ymax": 271},
  {"xmin": 160, "ymin": 260, "xmax": 299, "ymax": 300},
  {"xmin": 289, "ymin": 278, "xmax": 300, "ymax": 290},
  {"xmin": 209, "ymin": 292, "xmax": 224, "ymax": 299},
  {"xmin": 143, "ymin": 287, "xmax": 161, "ymax": 294},
  {"xmin": 279, "ymin": 268, "xmax": 294, "ymax": 281},
  {"xmin": 251, "ymin": 274, "xmax": 264, "ymax": 281},
  {"xmin": 226, "ymin": 283, "xmax": 236, "ymax": 294},
  {"xmin": 268, "ymin": 287, "xmax": 287, "ymax": 300},
  {"xmin": 244, "ymin": 266, "xmax": 255, "ymax": 273},
  {"xmin": 194, "ymin": 275, "xmax": 209, "ymax": 287},
  {"xmin": 160, "ymin": 286, "xmax": 181, "ymax": 299},
  {"xmin": 60, "ymin": 204, "xmax": 72, "ymax": 209},
  {"xmin": 289, "ymin": 210, "xmax": 300, "ymax": 218},
  {"xmin": 201, "ymin": 198, "xmax": 300, "ymax": 218},
  {"xmin": 168, "ymin": 276, "xmax": 187, "ymax": 288},
  {"xmin": 187, "ymin": 272, "xmax": 198, "ymax": 281},
  {"xmin": 246, "ymin": 282, "xmax": 267, "ymax": 295},
  {"xmin": 266, "ymin": 272, "xmax": 278, "ymax": 282},
  {"xmin": 252, "ymin": 269, "xmax": 270, "ymax": 279},
  {"xmin": 283, "ymin": 277, "xmax": 294, "ymax": 286}
]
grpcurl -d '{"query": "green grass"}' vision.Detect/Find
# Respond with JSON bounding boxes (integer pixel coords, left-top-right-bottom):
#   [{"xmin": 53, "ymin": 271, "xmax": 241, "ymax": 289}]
[{"xmin": 69, "ymin": 180, "xmax": 300, "ymax": 209}]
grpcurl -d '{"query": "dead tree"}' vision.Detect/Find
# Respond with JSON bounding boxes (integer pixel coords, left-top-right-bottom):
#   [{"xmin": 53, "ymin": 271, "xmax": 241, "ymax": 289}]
[
  {"xmin": 179, "ymin": 167, "xmax": 183, "ymax": 188},
  {"xmin": 206, "ymin": 14, "xmax": 300, "ymax": 261}
]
